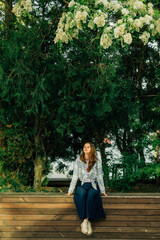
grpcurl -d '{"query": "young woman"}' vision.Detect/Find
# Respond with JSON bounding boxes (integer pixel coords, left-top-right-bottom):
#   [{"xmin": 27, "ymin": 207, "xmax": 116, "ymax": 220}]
[{"xmin": 65, "ymin": 142, "xmax": 108, "ymax": 236}]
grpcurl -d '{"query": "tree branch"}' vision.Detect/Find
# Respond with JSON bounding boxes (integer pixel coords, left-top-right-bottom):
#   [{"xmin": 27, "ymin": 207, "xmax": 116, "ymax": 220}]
[{"xmin": 63, "ymin": 0, "xmax": 69, "ymax": 4}]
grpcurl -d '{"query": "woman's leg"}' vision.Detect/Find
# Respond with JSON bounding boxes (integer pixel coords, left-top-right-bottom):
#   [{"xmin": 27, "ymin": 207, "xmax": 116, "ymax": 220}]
[
  {"xmin": 86, "ymin": 188, "xmax": 99, "ymax": 219},
  {"xmin": 86, "ymin": 188, "xmax": 106, "ymax": 220},
  {"xmin": 74, "ymin": 186, "xmax": 87, "ymax": 219},
  {"xmin": 74, "ymin": 185, "xmax": 89, "ymax": 235}
]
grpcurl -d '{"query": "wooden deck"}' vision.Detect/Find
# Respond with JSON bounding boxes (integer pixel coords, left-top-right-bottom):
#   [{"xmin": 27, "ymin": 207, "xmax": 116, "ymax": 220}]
[{"xmin": 0, "ymin": 193, "xmax": 160, "ymax": 239}]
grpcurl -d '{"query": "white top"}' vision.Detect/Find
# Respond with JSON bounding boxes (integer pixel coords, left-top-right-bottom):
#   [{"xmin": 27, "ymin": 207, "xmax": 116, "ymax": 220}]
[
  {"xmin": 84, "ymin": 160, "xmax": 91, "ymax": 182},
  {"xmin": 68, "ymin": 156, "xmax": 106, "ymax": 194}
]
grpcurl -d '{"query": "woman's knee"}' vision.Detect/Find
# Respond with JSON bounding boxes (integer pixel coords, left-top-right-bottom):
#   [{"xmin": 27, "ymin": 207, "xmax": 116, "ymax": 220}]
[
  {"xmin": 87, "ymin": 188, "xmax": 99, "ymax": 199},
  {"xmin": 75, "ymin": 186, "xmax": 87, "ymax": 198}
]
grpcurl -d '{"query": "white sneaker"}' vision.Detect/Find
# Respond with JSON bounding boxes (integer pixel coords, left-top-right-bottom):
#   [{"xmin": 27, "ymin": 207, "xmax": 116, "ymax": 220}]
[
  {"xmin": 81, "ymin": 219, "xmax": 88, "ymax": 235},
  {"xmin": 87, "ymin": 220, "xmax": 93, "ymax": 235}
]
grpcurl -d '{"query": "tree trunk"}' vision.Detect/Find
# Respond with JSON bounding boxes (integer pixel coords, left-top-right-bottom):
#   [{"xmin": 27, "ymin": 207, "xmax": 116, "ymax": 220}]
[
  {"xmin": 0, "ymin": 121, "xmax": 6, "ymax": 152},
  {"xmin": 33, "ymin": 141, "xmax": 46, "ymax": 191},
  {"xmin": 139, "ymin": 149, "xmax": 146, "ymax": 167},
  {"xmin": 99, "ymin": 143, "xmax": 109, "ymax": 184},
  {"xmin": 33, "ymin": 114, "xmax": 46, "ymax": 191},
  {"xmin": 5, "ymin": 0, "xmax": 13, "ymax": 27}
]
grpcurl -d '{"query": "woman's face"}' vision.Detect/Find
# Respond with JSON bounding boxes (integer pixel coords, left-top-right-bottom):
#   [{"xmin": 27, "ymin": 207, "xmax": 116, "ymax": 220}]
[{"xmin": 83, "ymin": 143, "xmax": 91, "ymax": 154}]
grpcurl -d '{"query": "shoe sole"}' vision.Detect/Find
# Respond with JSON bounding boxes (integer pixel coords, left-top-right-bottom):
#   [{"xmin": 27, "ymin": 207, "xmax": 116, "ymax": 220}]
[
  {"xmin": 87, "ymin": 222, "xmax": 93, "ymax": 235},
  {"xmin": 87, "ymin": 231, "xmax": 93, "ymax": 236}
]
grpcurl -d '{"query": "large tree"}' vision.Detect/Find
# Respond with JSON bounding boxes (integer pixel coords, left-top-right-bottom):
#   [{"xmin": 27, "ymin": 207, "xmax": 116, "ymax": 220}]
[
  {"xmin": 0, "ymin": 0, "xmax": 67, "ymax": 190},
  {"xmin": 0, "ymin": 0, "xmax": 160, "ymax": 192}
]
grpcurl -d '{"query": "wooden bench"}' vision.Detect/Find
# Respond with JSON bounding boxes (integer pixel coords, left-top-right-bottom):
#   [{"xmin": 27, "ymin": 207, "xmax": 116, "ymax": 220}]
[{"xmin": 0, "ymin": 193, "xmax": 160, "ymax": 239}]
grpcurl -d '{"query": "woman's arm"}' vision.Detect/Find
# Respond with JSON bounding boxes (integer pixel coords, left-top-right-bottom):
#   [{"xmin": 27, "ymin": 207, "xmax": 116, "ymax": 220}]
[
  {"xmin": 67, "ymin": 158, "xmax": 79, "ymax": 195},
  {"xmin": 96, "ymin": 157, "xmax": 106, "ymax": 195}
]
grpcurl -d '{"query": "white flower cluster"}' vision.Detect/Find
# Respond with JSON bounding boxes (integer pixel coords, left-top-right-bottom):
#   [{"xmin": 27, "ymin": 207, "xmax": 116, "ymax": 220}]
[
  {"xmin": 54, "ymin": 2, "xmax": 90, "ymax": 43},
  {"xmin": 123, "ymin": 33, "xmax": 132, "ymax": 45},
  {"xmin": 54, "ymin": 28, "xmax": 70, "ymax": 44},
  {"xmin": 130, "ymin": 14, "xmax": 153, "ymax": 32},
  {"xmin": 148, "ymin": 2, "xmax": 154, "ymax": 16},
  {"xmin": 88, "ymin": 19, "xmax": 95, "ymax": 30},
  {"xmin": 54, "ymin": 12, "xmax": 79, "ymax": 44},
  {"xmin": 110, "ymin": 2, "xmax": 123, "ymax": 13},
  {"xmin": 54, "ymin": 3, "xmax": 90, "ymax": 43},
  {"xmin": 121, "ymin": 8, "xmax": 130, "ymax": 16},
  {"xmin": 153, "ymin": 19, "xmax": 160, "ymax": 35},
  {"xmin": 139, "ymin": 31, "xmax": 150, "ymax": 45},
  {"xmin": 54, "ymin": 0, "xmax": 160, "ymax": 49},
  {"xmin": 0, "ymin": 1, "xmax": 5, "ymax": 12},
  {"xmin": 132, "ymin": 18, "xmax": 143, "ymax": 31},
  {"xmin": 95, "ymin": 0, "xmax": 110, "ymax": 10},
  {"xmin": 100, "ymin": 34, "xmax": 112, "ymax": 49},
  {"xmin": 68, "ymin": 0, "xmax": 76, "ymax": 8},
  {"xmin": 132, "ymin": 1, "xmax": 146, "ymax": 12},
  {"xmin": 93, "ymin": 10, "xmax": 107, "ymax": 28},
  {"xmin": 114, "ymin": 24, "xmax": 125, "ymax": 38},
  {"xmin": 75, "ymin": 10, "xmax": 88, "ymax": 29},
  {"xmin": 12, "ymin": 0, "xmax": 32, "ymax": 17}
]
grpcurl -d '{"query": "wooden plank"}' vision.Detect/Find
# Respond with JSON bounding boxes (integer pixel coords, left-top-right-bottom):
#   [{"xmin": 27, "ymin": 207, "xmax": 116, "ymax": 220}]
[
  {"xmin": 0, "ymin": 232, "xmax": 156, "ymax": 239},
  {"xmin": 0, "ymin": 239, "xmax": 150, "ymax": 240},
  {"xmin": 150, "ymin": 210, "xmax": 160, "ymax": 216},
  {"xmin": 150, "ymin": 199, "xmax": 160, "ymax": 204},
  {"xmin": 0, "ymin": 236, "xmax": 153, "ymax": 240},
  {"xmin": 0, "ymin": 203, "xmax": 75, "ymax": 209},
  {"xmin": 0, "ymin": 208, "xmax": 159, "ymax": 216},
  {"xmin": 98, "ymin": 232, "xmax": 154, "ymax": 239},
  {"xmin": 1, "ymin": 197, "xmax": 74, "ymax": 203},
  {"xmin": 103, "ymin": 198, "xmax": 151, "ymax": 204},
  {"xmin": 1, "ymin": 193, "xmax": 160, "ymax": 197},
  {"xmin": 151, "ymin": 222, "xmax": 160, "ymax": 227},
  {"xmin": 108, "ymin": 209, "xmax": 160, "ymax": 216},
  {"xmin": 0, "ymin": 226, "xmax": 78, "ymax": 232},
  {"xmin": 0, "ymin": 232, "xmax": 157, "ymax": 240},
  {"xmin": 103, "ymin": 204, "xmax": 160, "ymax": 209},
  {"xmin": 1, "ymin": 214, "xmax": 160, "ymax": 221},
  {"xmin": 0, "ymin": 236, "xmax": 154, "ymax": 240},
  {"xmin": 0, "ymin": 220, "xmax": 152, "ymax": 227},
  {"xmin": 1, "ymin": 203, "xmax": 160, "ymax": 209},
  {"xmin": 0, "ymin": 195, "xmax": 160, "ymax": 204},
  {"xmin": 1, "ymin": 194, "xmax": 160, "ymax": 198},
  {"xmin": 0, "ymin": 214, "xmax": 79, "ymax": 221},
  {"xmin": 1, "ymin": 196, "xmax": 160, "ymax": 204},
  {"xmin": 0, "ymin": 231, "xmax": 155, "ymax": 238},
  {"xmin": 0, "ymin": 220, "xmax": 81, "ymax": 226},
  {"xmin": 1, "ymin": 236, "xmax": 152, "ymax": 240},
  {"xmin": 105, "ymin": 215, "xmax": 160, "ymax": 221},
  {"xmin": 150, "ymin": 235, "xmax": 160, "ymax": 240},
  {"xmin": 0, "ymin": 215, "xmax": 13, "ymax": 220},
  {"xmin": 93, "ymin": 227, "xmax": 160, "ymax": 233},
  {"xmin": 0, "ymin": 208, "xmax": 77, "ymax": 215},
  {"xmin": 0, "ymin": 232, "xmax": 61, "ymax": 238},
  {"xmin": 0, "ymin": 226, "xmax": 160, "ymax": 232},
  {"xmin": 0, "ymin": 193, "xmax": 160, "ymax": 196}
]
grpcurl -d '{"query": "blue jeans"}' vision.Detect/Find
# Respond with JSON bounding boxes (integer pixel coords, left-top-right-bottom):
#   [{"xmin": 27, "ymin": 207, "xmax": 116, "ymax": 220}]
[{"xmin": 74, "ymin": 180, "xmax": 106, "ymax": 220}]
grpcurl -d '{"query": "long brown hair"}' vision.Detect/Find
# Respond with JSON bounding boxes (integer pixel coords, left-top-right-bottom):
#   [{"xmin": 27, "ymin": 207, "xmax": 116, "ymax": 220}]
[{"xmin": 80, "ymin": 142, "xmax": 97, "ymax": 172}]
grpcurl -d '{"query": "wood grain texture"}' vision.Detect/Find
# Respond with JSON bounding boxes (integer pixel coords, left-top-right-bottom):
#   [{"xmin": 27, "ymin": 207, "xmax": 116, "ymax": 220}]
[{"xmin": 0, "ymin": 193, "xmax": 160, "ymax": 239}]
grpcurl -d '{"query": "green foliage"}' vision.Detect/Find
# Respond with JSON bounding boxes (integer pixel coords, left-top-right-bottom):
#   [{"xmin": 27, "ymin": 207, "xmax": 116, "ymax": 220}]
[
  {"xmin": 0, "ymin": 0, "xmax": 160, "ymax": 192},
  {"xmin": 136, "ymin": 163, "xmax": 160, "ymax": 180},
  {"xmin": 0, "ymin": 123, "xmax": 34, "ymax": 191},
  {"xmin": 0, "ymin": 0, "xmax": 68, "ymax": 190},
  {"xmin": 109, "ymin": 152, "xmax": 138, "ymax": 192}
]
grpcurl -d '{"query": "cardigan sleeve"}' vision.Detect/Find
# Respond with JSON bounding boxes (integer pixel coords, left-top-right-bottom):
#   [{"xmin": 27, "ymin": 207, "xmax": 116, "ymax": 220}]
[
  {"xmin": 68, "ymin": 158, "xmax": 79, "ymax": 194},
  {"xmin": 96, "ymin": 156, "xmax": 106, "ymax": 194}
]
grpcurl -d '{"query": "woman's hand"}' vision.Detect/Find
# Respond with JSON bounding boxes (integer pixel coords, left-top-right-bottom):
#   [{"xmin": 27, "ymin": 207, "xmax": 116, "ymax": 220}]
[
  {"xmin": 65, "ymin": 192, "xmax": 72, "ymax": 196},
  {"xmin": 101, "ymin": 193, "xmax": 108, "ymax": 197}
]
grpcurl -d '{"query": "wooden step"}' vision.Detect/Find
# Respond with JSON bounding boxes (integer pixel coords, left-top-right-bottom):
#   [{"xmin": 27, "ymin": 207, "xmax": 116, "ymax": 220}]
[{"xmin": 0, "ymin": 193, "xmax": 160, "ymax": 239}]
